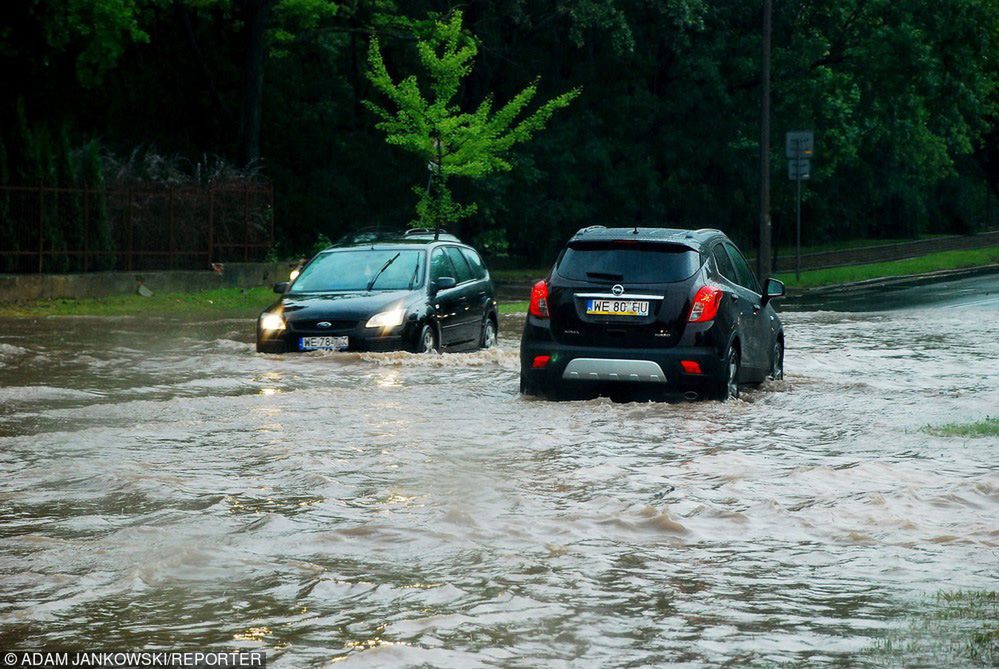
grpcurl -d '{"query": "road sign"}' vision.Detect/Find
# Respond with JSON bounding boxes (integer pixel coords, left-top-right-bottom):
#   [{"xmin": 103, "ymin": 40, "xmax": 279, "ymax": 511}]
[
  {"xmin": 786, "ymin": 131, "xmax": 814, "ymax": 159},
  {"xmin": 788, "ymin": 159, "xmax": 810, "ymax": 180}
]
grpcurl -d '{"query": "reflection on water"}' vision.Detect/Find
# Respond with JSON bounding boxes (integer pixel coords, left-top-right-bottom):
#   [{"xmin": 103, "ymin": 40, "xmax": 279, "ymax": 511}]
[{"xmin": 0, "ymin": 307, "xmax": 996, "ymax": 666}]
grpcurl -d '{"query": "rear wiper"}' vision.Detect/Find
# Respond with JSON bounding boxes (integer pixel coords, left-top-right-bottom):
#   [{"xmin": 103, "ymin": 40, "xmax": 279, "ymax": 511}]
[
  {"xmin": 367, "ymin": 252, "xmax": 400, "ymax": 291},
  {"xmin": 586, "ymin": 271, "xmax": 624, "ymax": 281}
]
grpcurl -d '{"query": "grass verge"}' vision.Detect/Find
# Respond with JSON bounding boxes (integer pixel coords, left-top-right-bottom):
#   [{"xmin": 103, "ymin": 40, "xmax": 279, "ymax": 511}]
[
  {"xmin": 0, "ymin": 286, "xmax": 277, "ymax": 318},
  {"xmin": 0, "ymin": 287, "xmax": 531, "ymax": 318},
  {"xmin": 924, "ymin": 417, "xmax": 999, "ymax": 438},
  {"xmin": 776, "ymin": 245, "xmax": 999, "ymax": 290},
  {"xmin": 498, "ymin": 301, "xmax": 528, "ymax": 315},
  {"xmin": 864, "ymin": 590, "xmax": 997, "ymax": 667},
  {"xmin": 4, "ymin": 244, "xmax": 997, "ymax": 317}
]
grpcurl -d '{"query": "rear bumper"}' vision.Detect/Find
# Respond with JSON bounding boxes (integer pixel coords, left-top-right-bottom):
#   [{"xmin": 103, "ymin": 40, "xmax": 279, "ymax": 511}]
[{"xmin": 520, "ymin": 323, "xmax": 725, "ymax": 392}]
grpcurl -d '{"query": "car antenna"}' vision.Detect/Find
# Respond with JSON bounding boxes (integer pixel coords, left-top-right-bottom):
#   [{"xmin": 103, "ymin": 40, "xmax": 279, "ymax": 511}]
[{"xmin": 633, "ymin": 224, "xmax": 639, "ymax": 234}]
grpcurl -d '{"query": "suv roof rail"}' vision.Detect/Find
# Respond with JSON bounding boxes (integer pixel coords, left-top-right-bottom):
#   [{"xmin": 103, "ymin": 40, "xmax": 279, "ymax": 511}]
[
  {"xmin": 575, "ymin": 225, "xmax": 607, "ymax": 236},
  {"xmin": 694, "ymin": 228, "xmax": 722, "ymax": 235}
]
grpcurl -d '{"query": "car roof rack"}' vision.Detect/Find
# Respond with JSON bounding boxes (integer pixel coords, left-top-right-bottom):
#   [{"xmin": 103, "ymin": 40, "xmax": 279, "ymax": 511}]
[
  {"xmin": 574, "ymin": 225, "xmax": 607, "ymax": 236},
  {"xmin": 403, "ymin": 228, "xmax": 461, "ymax": 242}
]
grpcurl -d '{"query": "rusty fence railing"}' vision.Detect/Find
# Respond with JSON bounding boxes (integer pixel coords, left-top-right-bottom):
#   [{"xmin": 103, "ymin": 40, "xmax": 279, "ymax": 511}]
[{"xmin": 0, "ymin": 184, "xmax": 274, "ymax": 273}]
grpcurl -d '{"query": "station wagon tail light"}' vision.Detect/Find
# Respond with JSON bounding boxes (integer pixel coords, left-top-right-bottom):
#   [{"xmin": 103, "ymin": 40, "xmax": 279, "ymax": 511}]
[
  {"xmin": 529, "ymin": 280, "xmax": 550, "ymax": 318},
  {"xmin": 688, "ymin": 286, "xmax": 722, "ymax": 322}
]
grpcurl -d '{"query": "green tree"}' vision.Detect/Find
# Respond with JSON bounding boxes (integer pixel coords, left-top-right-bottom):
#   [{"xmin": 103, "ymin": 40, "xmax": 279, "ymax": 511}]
[{"xmin": 364, "ymin": 10, "xmax": 579, "ymax": 231}]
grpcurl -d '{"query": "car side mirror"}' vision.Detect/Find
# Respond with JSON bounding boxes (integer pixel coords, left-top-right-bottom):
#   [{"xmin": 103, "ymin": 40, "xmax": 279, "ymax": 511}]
[
  {"xmin": 762, "ymin": 278, "xmax": 785, "ymax": 304},
  {"xmin": 273, "ymin": 281, "xmax": 289, "ymax": 294},
  {"xmin": 432, "ymin": 277, "xmax": 457, "ymax": 292}
]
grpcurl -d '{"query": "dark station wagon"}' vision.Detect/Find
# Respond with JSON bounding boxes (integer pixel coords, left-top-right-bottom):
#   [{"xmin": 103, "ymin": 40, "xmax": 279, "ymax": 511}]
[{"xmin": 257, "ymin": 230, "xmax": 498, "ymax": 354}]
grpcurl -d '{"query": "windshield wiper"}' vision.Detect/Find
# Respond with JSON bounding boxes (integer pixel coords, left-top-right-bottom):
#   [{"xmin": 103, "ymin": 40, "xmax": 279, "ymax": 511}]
[
  {"xmin": 367, "ymin": 252, "xmax": 401, "ymax": 291},
  {"xmin": 586, "ymin": 271, "xmax": 624, "ymax": 281},
  {"xmin": 407, "ymin": 258, "xmax": 422, "ymax": 290}
]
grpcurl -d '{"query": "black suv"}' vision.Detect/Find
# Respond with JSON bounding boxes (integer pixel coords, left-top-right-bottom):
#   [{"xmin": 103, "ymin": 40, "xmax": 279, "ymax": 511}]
[
  {"xmin": 257, "ymin": 230, "xmax": 498, "ymax": 354},
  {"xmin": 519, "ymin": 227, "xmax": 785, "ymax": 400}
]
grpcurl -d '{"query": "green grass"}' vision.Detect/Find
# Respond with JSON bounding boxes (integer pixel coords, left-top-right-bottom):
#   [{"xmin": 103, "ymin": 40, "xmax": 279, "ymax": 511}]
[
  {"xmin": 0, "ymin": 286, "xmax": 531, "ymax": 318},
  {"xmin": 498, "ymin": 300, "xmax": 528, "ymax": 314},
  {"xmin": 0, "ymin": 286, "xmax": 278, "ymax": 318},
  {"xmin": 924, "ymin": 417, "xmax": 999, "ymax": 438},
  {"xmin": 864, "ymin": 590, "xmax": 997, "ymax": 667},
  {"xmin": 4, "ymin": 244, "xmax": 997, "ymax": 316},
  {"xmin": 776, "ymin": 245, "xmax": 999, "ymax": 290}
]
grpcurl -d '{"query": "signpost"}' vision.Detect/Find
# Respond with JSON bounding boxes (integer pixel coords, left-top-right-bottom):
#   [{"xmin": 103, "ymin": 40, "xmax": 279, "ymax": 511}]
[{"xmin": 786, "ymin": 131, "xmax": 813, "ymax": 280}]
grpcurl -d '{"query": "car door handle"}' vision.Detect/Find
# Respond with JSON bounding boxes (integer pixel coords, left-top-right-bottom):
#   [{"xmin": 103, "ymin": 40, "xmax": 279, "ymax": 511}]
[{"xmin": 752, "ymin": 303, "xmax": 761, "ymax": 313}]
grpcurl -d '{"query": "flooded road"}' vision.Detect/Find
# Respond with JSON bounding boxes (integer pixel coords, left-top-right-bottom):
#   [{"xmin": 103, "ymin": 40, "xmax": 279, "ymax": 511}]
[{"xmin": 1, "ymin": 274, "xmax": 997, "ymax": 666}]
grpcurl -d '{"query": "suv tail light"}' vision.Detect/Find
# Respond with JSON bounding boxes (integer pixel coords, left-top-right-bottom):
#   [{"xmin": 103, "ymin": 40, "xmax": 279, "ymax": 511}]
[
  {"xmin": 529, "ymin": 280, "xmax": 550, "ymax": 318},
  {"xmin": 688, "ymin": 286, "xmax": 722, "ymax": 322}
]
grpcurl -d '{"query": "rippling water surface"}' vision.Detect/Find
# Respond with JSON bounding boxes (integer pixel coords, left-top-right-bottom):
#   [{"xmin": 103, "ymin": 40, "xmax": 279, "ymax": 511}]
[{"xmin": 1, "ymin": 282, "xmax": 997, "ymax": 666}]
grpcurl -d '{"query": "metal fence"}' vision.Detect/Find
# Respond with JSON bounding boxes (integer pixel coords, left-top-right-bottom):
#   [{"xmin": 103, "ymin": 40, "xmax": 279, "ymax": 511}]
[{"xmin": 0, "ymin": 184, "xmax": 273, "ymax": 273}]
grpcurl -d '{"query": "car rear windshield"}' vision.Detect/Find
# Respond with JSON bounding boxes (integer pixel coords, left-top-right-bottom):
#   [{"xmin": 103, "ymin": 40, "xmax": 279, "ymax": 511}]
[
  {"xmin": 291, "ymin": 249, "xmax": 425, "ymax": 292},
  {"xmin": 556, "ymin": 242, "xmax": 702, "ymax": 283}
]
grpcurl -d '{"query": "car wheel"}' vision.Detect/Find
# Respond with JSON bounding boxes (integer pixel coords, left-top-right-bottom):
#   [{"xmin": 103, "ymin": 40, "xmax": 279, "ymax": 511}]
[
  {"xmin": 414, "ymin": 324, "xmax": 439, "ymax": 354},
  {"xmin": 480, "ymin": 318, "xmax": 498, "ymax": 349},
  {"xmin": 770, "ymin": 340, "xmax": 784, "ymax": 381},
  {"xmin": 713, "ymin": 345, "xmax": 740, "ymax": 401}
]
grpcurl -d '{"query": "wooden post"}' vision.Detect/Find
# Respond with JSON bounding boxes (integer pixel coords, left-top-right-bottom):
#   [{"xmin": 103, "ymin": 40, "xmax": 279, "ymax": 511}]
[
  {"xmin": 37, "ymin": 187, "xmax": 44, "ymax": 273},
  {"xmin": 83, "ymin": 189, "xmax": 90, "ymax": 272},
  {"xmin": 207, "ymin": 187, "xmax": 215, "ymax": 266},
  {"xmin": 244, "ymin": 186, "xmax": 250, "ymax": 261},
  {"xmin": 169, "ymin": 187, "xmax": 176, "ymax": 269},
  {"xmin": 127, "ymin": 187, "xmax": 134, "ymax": 271}
]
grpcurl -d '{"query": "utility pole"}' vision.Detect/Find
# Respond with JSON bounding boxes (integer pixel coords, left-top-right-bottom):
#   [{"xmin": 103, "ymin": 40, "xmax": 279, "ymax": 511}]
[
  {"xmin": 758, "ymin": 0, "xmax": 772, "ymax": 282},
  {"xmin": 786, "ymin": 130, "xmax": 813, "ymax": 281}
]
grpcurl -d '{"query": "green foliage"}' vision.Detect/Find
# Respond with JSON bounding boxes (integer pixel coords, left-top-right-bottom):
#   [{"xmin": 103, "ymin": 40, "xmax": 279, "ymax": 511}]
[
  {"xmin": 364, "ymin": 11, "xmax": 579, "ymax": 229},
  {"xmin": 309, "ymin": 232, "xmax": 332, "ymax": 256},
  {"xmin": 924, "ymin": 417, "xmax": 999, "ymax": 438},
  {"xmin": 1, "ymin": 0, "xmax": 997, "ymax": 266},
  {"xmin": 38, "ymin": 0, "xmax": 151, "ymax": 87}
]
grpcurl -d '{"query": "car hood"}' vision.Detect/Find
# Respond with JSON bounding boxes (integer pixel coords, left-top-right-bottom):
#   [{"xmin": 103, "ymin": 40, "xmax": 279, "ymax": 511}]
[{"xmin": 280, "ymin": 290, "xmax": 415, "ymax": 322}]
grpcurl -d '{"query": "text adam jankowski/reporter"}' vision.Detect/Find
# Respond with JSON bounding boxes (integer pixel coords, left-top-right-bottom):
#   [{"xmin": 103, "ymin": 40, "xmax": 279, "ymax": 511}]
[{"xmin": 2, "ymin": 651, "xmax": 267, "ymax": 668}]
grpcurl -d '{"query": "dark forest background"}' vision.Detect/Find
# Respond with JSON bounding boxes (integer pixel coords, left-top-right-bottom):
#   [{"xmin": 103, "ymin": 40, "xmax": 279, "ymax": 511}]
[{"xmin": 1, "ymin": 0, "xmax": 997, "ymax": 264}]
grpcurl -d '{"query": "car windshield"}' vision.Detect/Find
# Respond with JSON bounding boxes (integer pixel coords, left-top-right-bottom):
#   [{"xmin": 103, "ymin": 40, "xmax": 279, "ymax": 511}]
[
  {"xmin": 557, "ymin": 242, "xmax": 702, "ymax": 283},
  {"xmin": 290, "ymin": 249, "xmax": 425, "ymax": 292}
]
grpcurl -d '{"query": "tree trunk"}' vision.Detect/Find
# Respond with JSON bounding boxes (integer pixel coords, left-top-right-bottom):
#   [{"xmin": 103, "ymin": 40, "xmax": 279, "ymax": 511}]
[{"xmin": 236, "ymin": 0, "xmax": 272, "ymax": 165}]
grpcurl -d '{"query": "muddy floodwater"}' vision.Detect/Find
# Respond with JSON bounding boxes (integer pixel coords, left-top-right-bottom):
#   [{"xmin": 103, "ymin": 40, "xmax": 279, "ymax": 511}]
[{"xmin": 1, "ymin": 275, "xmax": 997, "ymax": 666}]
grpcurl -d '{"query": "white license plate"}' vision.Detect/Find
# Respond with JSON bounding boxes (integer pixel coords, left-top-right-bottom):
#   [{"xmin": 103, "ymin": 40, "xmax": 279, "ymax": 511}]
[
  {"xmin": 586, "ymin": 299, "xmax": 650, "ymax": 317},
  {"xmin": 299, "ymin": 336, "xmax": 349, "ymax": 351}
]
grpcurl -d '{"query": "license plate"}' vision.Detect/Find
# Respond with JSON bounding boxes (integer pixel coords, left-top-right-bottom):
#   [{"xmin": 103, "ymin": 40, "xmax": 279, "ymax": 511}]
[
  {"xmin": 299, "ymin": 336, "xmax": 349, "ymax": 351},
  {"xmin": 586, "ymin": 299, "xmax": 650, "ymax": 317}
]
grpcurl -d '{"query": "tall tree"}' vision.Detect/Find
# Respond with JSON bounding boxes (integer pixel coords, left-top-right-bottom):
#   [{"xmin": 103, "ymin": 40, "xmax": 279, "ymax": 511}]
[{"xmin": 364, "ymin": 10, "xmax": 579, "ymax": 232}]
